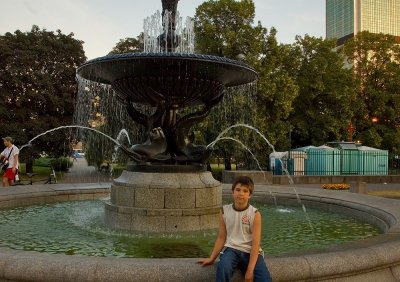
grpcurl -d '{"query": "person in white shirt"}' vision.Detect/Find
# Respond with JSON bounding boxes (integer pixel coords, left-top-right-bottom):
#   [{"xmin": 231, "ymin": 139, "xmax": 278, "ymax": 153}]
[
  {"xmin": 1, "ymin": 136, "xmax": 19, "ymax": 187},
  {"xmin": 198, "ymin": 176, "xmax": 272, "ymax": 282}
]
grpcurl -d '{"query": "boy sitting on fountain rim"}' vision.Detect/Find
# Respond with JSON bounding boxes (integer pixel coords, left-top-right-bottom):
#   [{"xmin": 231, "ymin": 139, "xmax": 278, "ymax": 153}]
[{"xmin": 198, "ymin": 175, "xmax": 272, "ymax": 282}]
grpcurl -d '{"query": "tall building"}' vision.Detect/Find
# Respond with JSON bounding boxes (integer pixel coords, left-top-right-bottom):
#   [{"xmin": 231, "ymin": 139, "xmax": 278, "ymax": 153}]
[{"xmin": 326, "ymin": 0, "xmax": 400, "ymax": 45}]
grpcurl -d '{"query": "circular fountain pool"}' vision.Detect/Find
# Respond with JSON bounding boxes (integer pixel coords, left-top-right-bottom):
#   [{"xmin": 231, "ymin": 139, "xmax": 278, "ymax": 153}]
[
  {"xmin": 1, "ymin": 184, "xmax": 400, "ymax": 282},
  {"xmin": 0, "ymin": 199, "xmax": 379, "ymax": 258}
]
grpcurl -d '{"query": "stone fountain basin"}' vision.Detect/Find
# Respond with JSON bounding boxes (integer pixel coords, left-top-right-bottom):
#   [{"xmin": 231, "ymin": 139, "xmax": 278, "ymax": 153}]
[
  {"xmin": 76, "ymin": 53, "xmax": 258, "ymax": 107},
  {"xmin": 0, "ymin": 183, "xmax": 400, "ymax": 281}
]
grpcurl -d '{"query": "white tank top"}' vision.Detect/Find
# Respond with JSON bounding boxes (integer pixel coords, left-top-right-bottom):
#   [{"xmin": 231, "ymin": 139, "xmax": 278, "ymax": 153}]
[{"xmin": 223, "ymin": 204, "xmax": 263, "ymax": 255}]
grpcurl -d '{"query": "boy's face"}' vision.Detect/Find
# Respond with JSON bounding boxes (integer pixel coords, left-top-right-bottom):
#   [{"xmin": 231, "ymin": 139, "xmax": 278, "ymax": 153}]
[{"xmin": 232, "ymin": 183, "xmax": 251, "ymax": 207}]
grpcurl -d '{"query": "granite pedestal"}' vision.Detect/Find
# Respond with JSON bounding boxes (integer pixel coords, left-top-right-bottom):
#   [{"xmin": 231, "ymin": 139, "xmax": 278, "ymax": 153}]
[{"xmin": 105, "ymin": 168, "xmax": 222, "ymax": 232}]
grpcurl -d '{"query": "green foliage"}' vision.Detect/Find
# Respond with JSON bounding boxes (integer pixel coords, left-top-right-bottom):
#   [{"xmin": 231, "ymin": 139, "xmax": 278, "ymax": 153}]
[
  {"xmin": 342, "ymin": 31, "xmax": 400, "ymax": 151},
  {"xmin": 108, "ymin": 33, "xmax": 144, "ymax": 54},
  {"xmin": 194, "ymin": 0, "xmax": 265, "ymax": 64},
  {"xmin": 209, "ymin": 163, "xmax": 237, "ymax": 181},
  {"xmin": 194, "ymin": 3, "xmax": 400, "ymax": 157},
  {"xmin": 84, "ymin": 129, "xmax": 115, "ymax": 168},
  {"xmin": 254, "ymin": 29, "xmax": 300, "ymax": 151},
  {"xmin": 110, "ymin": 164, "xmax": 127, "ymax": 178},
  {"xmin": 33, "ymin": 157, "xmax": 54, "ymax": 167},
  {"xmin": 193, "ymin": 0, "xmax": 271, "ymax": 168},
  {"xmin": 17, "ymin": 163, "xmax": 54, "ymax": 182},
  {"xmin": 289, "ymin": 35, "xmax": 354, "ymax": 147},
  {"xmin": 50, "ymin": 157, "xmax": 72, "ymax": 171},
  {"xmin": 33, "ymin": 156, "xmax": 72, "ymax": 171},
  {"xmin": 0, "ymin": 25, "xmax": 86, "ymax": 159}
]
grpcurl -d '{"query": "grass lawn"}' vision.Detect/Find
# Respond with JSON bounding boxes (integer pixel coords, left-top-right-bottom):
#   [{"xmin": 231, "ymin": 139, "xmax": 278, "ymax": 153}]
[
  {"xmin": 15, "ymin": 163, "xmax": 58, "ymax": 184},
  {"xmin": 210, "ymin": 163, "xmax": 237, "ymax": 170}
]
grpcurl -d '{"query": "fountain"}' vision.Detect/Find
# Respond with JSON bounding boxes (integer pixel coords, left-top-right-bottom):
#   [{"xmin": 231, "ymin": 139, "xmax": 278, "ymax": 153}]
[{"xmin": 76, "ymin": 0, "xmax": 257, "ymax": 232}]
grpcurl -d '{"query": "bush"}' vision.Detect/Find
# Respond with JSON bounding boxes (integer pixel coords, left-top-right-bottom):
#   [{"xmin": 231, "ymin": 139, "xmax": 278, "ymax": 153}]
[
  {"xmin": 34, "ymin": 157, "xmax": 72, "ymax": 172},
  {"xmin": 34, "ymin": 157, "xmax": 54, "ymax": 167},
  {"xmin": 50, "ymin": 157, "xmax": 72, "ymax": 172},
  {"xmin": 111, "ymin": 165, "xmax": 125, "ymax": 178},
  {"xmin": 322, "ymin": 183, "xmax": 350, "ymax": 190},
  {"xmin": 209, "ymin": 164, "xmax": 232, "ymax": 181}
]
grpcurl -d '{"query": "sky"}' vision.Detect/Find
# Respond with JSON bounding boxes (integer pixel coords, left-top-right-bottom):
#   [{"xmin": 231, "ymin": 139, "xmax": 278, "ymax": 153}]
[{"xmin": 0, "ymin": 0, "xmax": 325, "ymax": 60}]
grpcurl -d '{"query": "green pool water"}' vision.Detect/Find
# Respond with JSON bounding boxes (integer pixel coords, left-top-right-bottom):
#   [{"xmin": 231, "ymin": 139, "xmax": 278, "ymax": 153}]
[{"xmin": 0, "ymin": 200, "xmax": 380, "ymax": 258}]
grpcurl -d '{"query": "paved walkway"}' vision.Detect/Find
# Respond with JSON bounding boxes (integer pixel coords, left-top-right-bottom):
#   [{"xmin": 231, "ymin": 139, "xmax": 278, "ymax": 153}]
[
  {"xmin": 57, "ymin": 158, "xmax": 400, "ymax": 195},
  {"xmin": 59, "ymin": 157, "xmax": 113, "ymax": 183}
]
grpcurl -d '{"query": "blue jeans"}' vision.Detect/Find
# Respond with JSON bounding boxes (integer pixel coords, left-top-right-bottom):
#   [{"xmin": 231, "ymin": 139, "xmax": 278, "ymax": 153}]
[{"xmin": 216, "ymin": 247, "xmax": 272, "ymax": 282}]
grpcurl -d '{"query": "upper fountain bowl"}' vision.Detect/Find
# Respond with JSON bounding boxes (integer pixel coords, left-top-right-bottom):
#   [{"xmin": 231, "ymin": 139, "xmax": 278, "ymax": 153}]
[{"xmin": 76, "ymin": 52, "xmax": 258, "ymax": 107}]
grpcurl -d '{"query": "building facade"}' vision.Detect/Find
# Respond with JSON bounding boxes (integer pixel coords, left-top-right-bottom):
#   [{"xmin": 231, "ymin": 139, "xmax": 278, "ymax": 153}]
[{"xmin": 326, "ymin": 0, "xmax": 400, "ymax": 45}]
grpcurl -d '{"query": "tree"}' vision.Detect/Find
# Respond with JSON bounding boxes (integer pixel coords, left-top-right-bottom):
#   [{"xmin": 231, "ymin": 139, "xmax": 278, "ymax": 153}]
[
  {"xmin": 0, "ymin": 25, "xmax": 86, "ymax": 162},
  {"xmin": 108, "ymin": 33, "xmax": 144, "ymax": 54},
  {"xmin": 194, "ymin": 0, "xmax": 262, "ymax": 61},
  {"xmin": 194, "ymin": 0, "xmax": 269, "ymax": 168},
  {"xmin": 289, "ymin": 35, "xmax": 354, "ymax": 147},
  {"xmin": 254, "ymin": 28, "xmax": 299, "ymax": 152},
  {"xmin": 342, "ymin": 31, "xmax": 400, "ymax": 151}
]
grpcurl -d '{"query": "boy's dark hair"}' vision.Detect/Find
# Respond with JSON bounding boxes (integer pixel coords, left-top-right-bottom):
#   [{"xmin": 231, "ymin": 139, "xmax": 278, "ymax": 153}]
[{"xmin": 232, "ymin": 176, "xmax": 254, "ymax": 194}]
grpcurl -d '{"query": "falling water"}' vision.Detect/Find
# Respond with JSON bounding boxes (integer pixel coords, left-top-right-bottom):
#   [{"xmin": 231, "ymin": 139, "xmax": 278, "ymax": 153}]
[
  {"xmin": 116, "ymin": 129, "xmax": 131, "ymax": 146},
  {"xmin": 73, "ymin": 76, "xmax": 144, "ymax": 164},
  {"xmin": 207, "ymin": 123, "xmax": 296, "ymax": 186},
  {"xmin": 111, "ymin": 129, "xmax": 133, "ymax": 167},
  {"xmin": 213, "ymin": 137, "xmax": 263, "ymax": 172},
  {"xmin": 143, "ymin": 9, "xmax": 195, "ymax": 53},
  {"xmin": 19, "ymin": 125, "xmax": 121, "ymax": 152},
  {"xmin": 269, "ymin": 191, "xmax": 277, "ymax": 207},
  {"xmin": 207, "ymin": 123, "xmax": 275, "ymax": 154},
  {"xmin": 206, "ymin": 123, "xmax": 314, "ymax": 233}
]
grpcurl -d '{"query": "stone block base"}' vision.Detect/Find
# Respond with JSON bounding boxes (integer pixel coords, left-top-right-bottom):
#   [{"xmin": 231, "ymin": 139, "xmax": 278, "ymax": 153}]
[{"xmin": 105, "ymin": 170, "xmax": 222, "ymax": 232}]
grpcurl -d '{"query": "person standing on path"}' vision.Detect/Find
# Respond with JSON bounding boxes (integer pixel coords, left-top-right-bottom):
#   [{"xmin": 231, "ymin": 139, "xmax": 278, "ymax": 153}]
[{"xmin": 1, "ymin": 136, "xmax": 19, "ymax": 187}]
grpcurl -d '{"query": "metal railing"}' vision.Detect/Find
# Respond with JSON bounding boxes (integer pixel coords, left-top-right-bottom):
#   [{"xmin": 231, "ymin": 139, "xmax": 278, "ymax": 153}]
[{"xmin": 272, "ymin": 150, "xmax": 396, "ymax": 176}]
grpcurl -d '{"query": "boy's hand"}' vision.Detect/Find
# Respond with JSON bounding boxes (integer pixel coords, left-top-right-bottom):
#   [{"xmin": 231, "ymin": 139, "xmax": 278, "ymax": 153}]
[
  {"xmin": 197, "ymin": 257, "xmax": 214, "ymax": 266},
  {"xmin": 245, "ymin": 270, "xmax": 254, "ymax": 281}
]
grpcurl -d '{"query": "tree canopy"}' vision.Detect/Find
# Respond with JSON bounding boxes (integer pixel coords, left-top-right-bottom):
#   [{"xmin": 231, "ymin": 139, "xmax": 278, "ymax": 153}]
[
  {"xmin": 194, "ymin": 0, "xmax": 272, "ymax": 168},
  {"xmin": 108, "ymin": 33, "xmax": 144, "ymax": 54},
  {"xmin": 289, "ymin": 35, "xmax": 354, "ymax": 147},
  {"xmin": 0, "ymin": 25, "xmax": 86, "ymax": 158},
  {"xmin": 342, "ymin": 31, "xmax": 400, "ymax": 151}
]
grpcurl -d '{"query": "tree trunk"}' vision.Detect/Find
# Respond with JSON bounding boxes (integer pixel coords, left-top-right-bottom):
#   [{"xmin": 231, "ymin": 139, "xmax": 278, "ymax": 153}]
[
  {"xmin": 224, "ymin": 155, "xmax": 232, "ymax": 171},
  {"xmin": 25, "ymin": 158, "xmax": 33, "ymax": 173}
]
